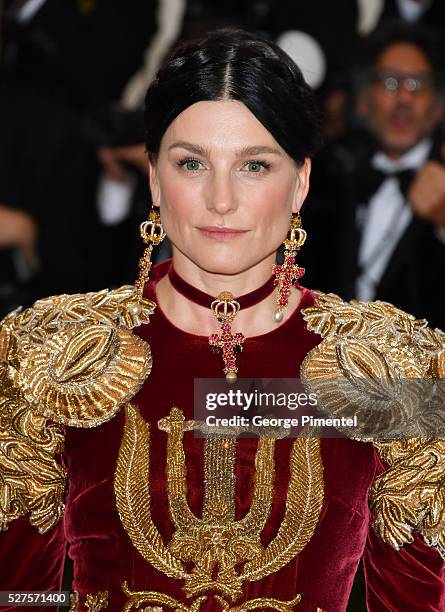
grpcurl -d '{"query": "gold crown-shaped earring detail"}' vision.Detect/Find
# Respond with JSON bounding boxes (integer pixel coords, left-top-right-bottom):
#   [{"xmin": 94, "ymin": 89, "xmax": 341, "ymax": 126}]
[{"xmin": 134, "ymin": 209, "xmax": 166, "ymax": 300}]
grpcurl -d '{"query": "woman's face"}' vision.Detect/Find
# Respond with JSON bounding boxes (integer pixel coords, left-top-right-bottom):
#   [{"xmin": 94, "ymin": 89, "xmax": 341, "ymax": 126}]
[{"xmin": 148, "ymin": 100, "xmax": 311, "ymax": 275}]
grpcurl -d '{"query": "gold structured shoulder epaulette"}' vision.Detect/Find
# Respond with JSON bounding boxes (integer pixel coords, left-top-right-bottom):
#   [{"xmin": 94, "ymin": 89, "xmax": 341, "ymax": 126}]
[
  {"xmin": 0, "ymin": 286, "xmax": 154, "ymax": 532},
  {"xmin": 301, "ymin": 291, "xmax": 445, "ymax": 559}
]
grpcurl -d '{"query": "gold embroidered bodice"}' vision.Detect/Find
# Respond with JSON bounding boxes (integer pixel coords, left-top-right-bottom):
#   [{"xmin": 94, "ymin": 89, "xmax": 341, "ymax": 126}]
[{"xmin": 1, "ymin": 284, "xmax": 444, "ymax": 611}]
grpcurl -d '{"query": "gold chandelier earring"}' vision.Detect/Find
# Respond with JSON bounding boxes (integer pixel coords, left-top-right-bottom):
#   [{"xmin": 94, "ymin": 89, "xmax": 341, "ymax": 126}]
[
  {"xmin": 272, "ymin": 212, "xmax": 307, "ymax": 322},
  {"xmin": 134, "ymin": 208, "xmax": 166, "ymax": 301}
]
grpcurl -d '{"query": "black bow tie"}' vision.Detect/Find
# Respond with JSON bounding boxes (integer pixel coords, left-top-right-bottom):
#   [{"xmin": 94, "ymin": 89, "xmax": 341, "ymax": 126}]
[{"xmin": 359, "ymin": 167, "xmax": 416, "ymax": 202}]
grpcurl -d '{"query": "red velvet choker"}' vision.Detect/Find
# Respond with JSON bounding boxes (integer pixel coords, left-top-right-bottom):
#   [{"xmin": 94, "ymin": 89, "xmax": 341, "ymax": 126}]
[
  {"xmin": 167, "ymin": 264, "xmax": 276, "ymax": 381},
  {"xmin": 167, "ymin": 264, "xmax": 276, "ymax": 309}
]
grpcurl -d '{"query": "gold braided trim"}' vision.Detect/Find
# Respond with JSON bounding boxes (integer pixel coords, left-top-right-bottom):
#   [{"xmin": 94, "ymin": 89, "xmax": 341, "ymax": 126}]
[
  {"xmin": 115, "ymin": 405, "xmax": 324, "ymax": 602},
  {"xmin": 301, "ymin": 291, "xmax": 445, "ymax": 558},
  {"xmin": 2, "ymin": 285, "xmax": 154, "ymax": 427}
]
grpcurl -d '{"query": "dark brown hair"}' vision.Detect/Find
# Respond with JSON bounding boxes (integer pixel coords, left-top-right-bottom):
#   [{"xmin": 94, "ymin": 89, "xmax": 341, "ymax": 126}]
[{"xmin": 144, "ymin": 28, "xmax": 322, "ymax": 166}]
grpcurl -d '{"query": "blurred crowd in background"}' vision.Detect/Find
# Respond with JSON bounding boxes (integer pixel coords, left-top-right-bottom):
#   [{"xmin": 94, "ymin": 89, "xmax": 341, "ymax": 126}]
[{"xmin": 1, "ymin": 0, "xmax": 445, "ymax": 331}]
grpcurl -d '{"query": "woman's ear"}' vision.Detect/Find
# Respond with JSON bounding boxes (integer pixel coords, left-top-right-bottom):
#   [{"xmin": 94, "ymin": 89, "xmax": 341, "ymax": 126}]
[
  {"xmin": 291, "ymin": 158, "xmax": 311, "ymax": 214},
  {"xmin": 148, "ymin": 155, "xmax": 160, "ymax": 207}
]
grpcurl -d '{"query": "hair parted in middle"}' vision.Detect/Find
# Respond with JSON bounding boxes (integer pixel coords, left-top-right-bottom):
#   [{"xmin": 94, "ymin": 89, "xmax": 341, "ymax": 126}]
[{"xmin": 144, "ymin": 28, "xmax": 322, "ymax": 166}]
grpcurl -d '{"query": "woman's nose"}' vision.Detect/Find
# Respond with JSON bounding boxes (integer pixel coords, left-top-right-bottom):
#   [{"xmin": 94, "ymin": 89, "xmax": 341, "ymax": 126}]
[{"xmin": 206, "ymin": 173, "xmax": 238, "ymax": 215}]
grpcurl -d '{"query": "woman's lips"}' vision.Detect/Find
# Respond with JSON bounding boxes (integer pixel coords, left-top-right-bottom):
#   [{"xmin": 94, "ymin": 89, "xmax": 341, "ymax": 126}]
[{"xmin": 197, "ymin": 227, "xmax": 249, "ymax": 240}]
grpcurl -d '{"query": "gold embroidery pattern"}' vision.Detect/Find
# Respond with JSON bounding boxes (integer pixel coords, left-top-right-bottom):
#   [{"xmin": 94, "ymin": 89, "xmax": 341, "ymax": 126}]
[
  {"xmin": 22, "ymin": 322, "xmax": 151, "ymax": 428},
  {"xmin": 121, "ymin": 581, "xmax": 302, "ymax": 611},
  {"xmin": 163, "ymin": 409, "xmax": 277, "ymax": 599},
  {"xmin": 301, "ymin": 291, "xmax": 445, "ymax": 558},
  {"xmin": 69, "ymin": 591, "xmax": 79, "ymax": 611},
  {"xmin": 121, "ymin": 582, "xmax": 207, "ymax": 612},
  {"xmin": 69, "ymin": 591, "xmax": 109, "ymax": 611},
  {"xmin": 85, "ymin": 591, "xmax": 109, "ymax": 611},
  {"xmin": 0, "ymin": 368, "xmax": 66, "ymax": 533},
  {"xmin": 369, "ymin": 438, "xmax": 445, "ymax": 559},
  {"xmin": 114, "ymin": 404, "xmax": 187, "ymax": 580},
  {"xmin": 301, "ymin": 292, "xmax": 445, "ymax": 440},
  {"xmin": 202, "ymin": 437, "xmax": 236, "ymax": 523},
  {"xmin": 72, "ymin": 585, "xmax": 324, "ymax": 611},
  {"xmin": 2, "ymin": 286, "xmax": 154, "ymax": 428},
  {"xmin": 241, "ymin": 428, "xmax": 323, "ymax": 582},
  {"xmin": 0, "ymin": 286, "xmax": 153, "ymax": 531},
  {"xmin": 115, "ymin": 404, "xmax": 324, "ymax": 605}
]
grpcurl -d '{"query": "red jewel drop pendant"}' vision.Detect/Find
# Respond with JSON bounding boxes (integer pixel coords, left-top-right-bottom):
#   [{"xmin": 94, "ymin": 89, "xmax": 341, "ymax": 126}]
[
  {"xmin": 168, "ymin": 265, "xmax": 276, "ymax": 381},
  {"xmin": 272, "ymin": 214, "xmax": 307, "ymax": 322},
  {"xmin": 272, "ymin": 254, "xmax": 305, "ymax": 321},
  {"xmin": 209, "ymin": 292, "xmax": 245, "ymax": 382}
]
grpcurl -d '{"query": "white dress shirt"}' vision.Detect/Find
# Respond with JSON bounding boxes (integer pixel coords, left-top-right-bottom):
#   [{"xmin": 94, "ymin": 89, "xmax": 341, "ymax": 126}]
[{"xmin": 356, "ymin": 138, "xmax": 432, "ymax": 301}]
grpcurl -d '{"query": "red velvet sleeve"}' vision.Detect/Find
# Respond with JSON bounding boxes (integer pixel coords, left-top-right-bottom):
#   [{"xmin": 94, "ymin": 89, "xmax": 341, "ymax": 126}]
[
  {"xmin": 363, "ymin": 524, "xmax": 445, "ymax": 611},
  {"xmin": 363, "ymin": 449, "xmax": 445, "ymax": 611},
  {"xmin": 0, "ymin": 517, "xmax": 66, "ymax": 611}
]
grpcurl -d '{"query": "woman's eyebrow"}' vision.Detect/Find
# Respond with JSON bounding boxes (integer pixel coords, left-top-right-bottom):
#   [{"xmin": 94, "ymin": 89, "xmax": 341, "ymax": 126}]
[
  {"xmin": 168, "ymin": 142, "xmax": 211, "ymax": 157},
  {"xmin": 237, "ymin": 145, "xmax": 282, "ymax": 157},
  {"xmin": 168, "ymin": 142, "xmax": 282, "ymax": 157}
]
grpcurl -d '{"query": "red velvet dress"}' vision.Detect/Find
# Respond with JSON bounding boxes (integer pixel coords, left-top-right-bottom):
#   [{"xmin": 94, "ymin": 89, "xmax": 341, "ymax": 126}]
[{"xmin": 1, "ymin": 260, "xmax": 444, "ymax": 611}]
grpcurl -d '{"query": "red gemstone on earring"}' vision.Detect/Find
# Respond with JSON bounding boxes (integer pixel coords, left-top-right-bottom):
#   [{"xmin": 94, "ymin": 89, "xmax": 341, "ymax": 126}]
[{"xmin": 272, "ymin": 241, "xmax": 306, "ymax": 320}]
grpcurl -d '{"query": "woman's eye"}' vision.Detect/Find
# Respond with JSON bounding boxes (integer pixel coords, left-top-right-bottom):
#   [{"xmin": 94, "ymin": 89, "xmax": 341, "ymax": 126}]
[
  {"xmin": 245, "ymin": 160, "xmax": 271, "ymax": 173},
  {"xmin": 178, "ymin": 158, "xmax": 203, "ymax": 171}
]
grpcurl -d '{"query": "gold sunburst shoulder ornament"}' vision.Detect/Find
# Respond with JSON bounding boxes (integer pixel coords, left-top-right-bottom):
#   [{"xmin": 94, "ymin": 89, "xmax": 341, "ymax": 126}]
[
  {"xmin": 0, "ymin": 285, "xmax": 154, "ymax": 532},
  {"xmin": 301, "ymin": 291, "xmax": 445, "ymax": 560}
]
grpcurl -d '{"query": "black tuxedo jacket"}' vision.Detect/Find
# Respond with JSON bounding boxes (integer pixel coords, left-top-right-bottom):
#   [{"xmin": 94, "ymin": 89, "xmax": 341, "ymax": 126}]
[{"xmin": 302, "ymin": 131, "xmax": 445, "ymax": 331}]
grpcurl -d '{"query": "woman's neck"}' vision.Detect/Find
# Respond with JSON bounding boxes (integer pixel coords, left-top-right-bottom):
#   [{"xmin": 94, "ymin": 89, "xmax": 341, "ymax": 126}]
[{"xmin": 154, "ymin": 251, "xmax": 302, "ymax": 337}]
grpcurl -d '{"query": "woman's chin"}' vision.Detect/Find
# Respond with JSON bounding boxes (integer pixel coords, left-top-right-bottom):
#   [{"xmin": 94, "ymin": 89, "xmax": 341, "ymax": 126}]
[
  {"xmin": 186, "ymin": 252, "xmax": 256, "ymax": 276},
  {"xmin": 172, "ymin": 238, "xmax": 276, "ymax": 277}
]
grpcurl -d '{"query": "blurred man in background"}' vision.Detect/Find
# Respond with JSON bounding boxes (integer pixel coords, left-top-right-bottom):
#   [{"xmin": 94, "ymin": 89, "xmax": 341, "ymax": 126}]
[{"xmin": 304, "ymin": 21, "xmax": 445, "ymax": 329}]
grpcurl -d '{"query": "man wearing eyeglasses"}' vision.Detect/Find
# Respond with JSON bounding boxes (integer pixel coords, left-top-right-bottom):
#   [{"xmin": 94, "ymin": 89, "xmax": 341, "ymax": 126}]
[{"xmin": 304, "ymin": 20, "xmax": 445, "ymax": 331}]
